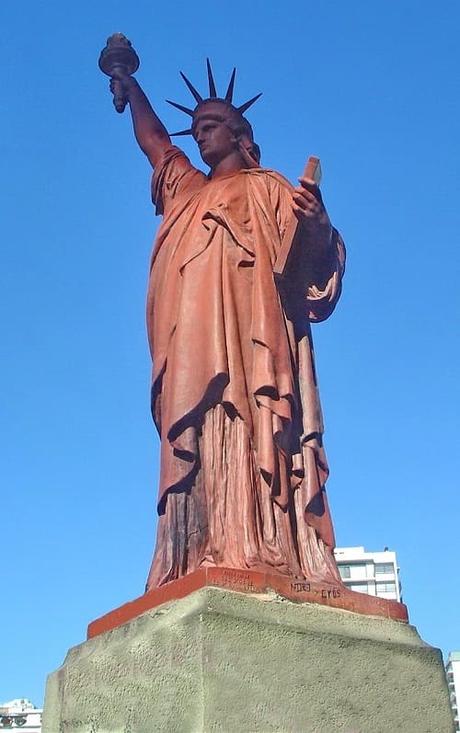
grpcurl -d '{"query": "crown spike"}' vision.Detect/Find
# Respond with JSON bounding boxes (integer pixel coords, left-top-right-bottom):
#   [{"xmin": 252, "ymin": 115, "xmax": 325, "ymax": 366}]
[
  {"xmin": 170, "ymin": 128, "xmax": 194, "ymax": 137},
  {"xmin": 206, "ymin": 58, "xmax": 217, "ymax": 98},
  {"xmin": 237, "ymin": 92, "xmax": 262, "ymax": 115},
  {"xmin": 166, "ymin": 99, "xmax": 194, "ymax": 116},
  {"xmin": 225, "ymin": 68, "xmax": 236, "ymax": 102},
  {"xmin": 180, "ymin": 72, "xmax": 203, "ymax": 104}
]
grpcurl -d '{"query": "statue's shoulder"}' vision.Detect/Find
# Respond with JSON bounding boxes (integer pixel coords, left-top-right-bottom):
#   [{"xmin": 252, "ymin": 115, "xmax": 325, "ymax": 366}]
[{"xmin": 244, "ymin": 167, "xmax": 294, "ymax": 192}]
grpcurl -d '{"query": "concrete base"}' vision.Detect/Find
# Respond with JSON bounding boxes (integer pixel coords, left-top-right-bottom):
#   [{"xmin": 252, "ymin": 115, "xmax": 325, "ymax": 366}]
[{"xmin": 43, "ymin": 587, "xmax": 454, "ymax": 733}]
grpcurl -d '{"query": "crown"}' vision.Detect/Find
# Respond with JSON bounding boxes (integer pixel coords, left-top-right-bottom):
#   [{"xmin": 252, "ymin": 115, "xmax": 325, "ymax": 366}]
[{"xmin": 167, "ymin": 59, "xmax": 262, "ymax": 136}]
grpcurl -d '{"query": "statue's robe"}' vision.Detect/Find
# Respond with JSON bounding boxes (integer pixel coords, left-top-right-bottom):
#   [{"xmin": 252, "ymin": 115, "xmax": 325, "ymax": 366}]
[{"xmin": 146, "ymin": 146, "xmax": 346, "ymax": 589}]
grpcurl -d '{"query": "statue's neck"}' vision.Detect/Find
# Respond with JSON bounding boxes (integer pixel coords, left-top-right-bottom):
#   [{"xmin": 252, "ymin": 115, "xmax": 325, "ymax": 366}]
[{"xmin": 209, "ymin": 151, "xmax": 247, "ymax": 179}]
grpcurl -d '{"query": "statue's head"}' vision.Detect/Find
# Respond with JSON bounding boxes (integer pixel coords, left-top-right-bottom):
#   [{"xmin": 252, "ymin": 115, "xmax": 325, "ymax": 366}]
[{"xmin": 167, "ymin": 61, "xmax": 262, "ymax": 168}]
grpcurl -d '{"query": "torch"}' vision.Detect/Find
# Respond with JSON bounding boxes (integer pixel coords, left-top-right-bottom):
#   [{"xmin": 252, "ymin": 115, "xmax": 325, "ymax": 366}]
[{"xmin": 98, "ymin": 33, "xmax": 140, "ymax": 113}]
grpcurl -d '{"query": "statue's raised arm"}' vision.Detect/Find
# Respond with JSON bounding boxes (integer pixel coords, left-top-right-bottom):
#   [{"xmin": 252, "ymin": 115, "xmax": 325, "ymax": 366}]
[
  {"xmin": 112, "ymin": 75, "xmax": 171, "ymax": 168},
  {"xmin": 99, "ymin": 34, "xmax": 170, "ymax": 168}
]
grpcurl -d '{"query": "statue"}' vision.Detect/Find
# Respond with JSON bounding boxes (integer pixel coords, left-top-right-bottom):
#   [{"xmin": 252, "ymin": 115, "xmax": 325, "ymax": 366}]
[{"xmin": 100, "ymin": 35, "xmax": 346, "ymax": 592}]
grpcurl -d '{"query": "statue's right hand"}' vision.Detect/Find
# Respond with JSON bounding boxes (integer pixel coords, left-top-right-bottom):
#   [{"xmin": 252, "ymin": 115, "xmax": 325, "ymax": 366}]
[
  {"xmin": 108, "ymin": 72, "xmax": 136, "ymax": 113},
  {"xmin": 109, "ymin": 78, "xmax": 122, "ymax": 97},
  {"xmin": 109, "ymin": 71, "xmax": 135, "ymax": 96}
]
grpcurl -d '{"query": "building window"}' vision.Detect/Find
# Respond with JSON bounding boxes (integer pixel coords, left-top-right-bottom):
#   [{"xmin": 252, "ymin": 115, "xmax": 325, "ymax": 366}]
[
  {"xmin": 375, "ymin": 563, "xmax": 394, "ymax": 574},
  {"xmin": 376, "ymin": 582, "xmax": 396, "ymax": 593},
  {"xmin": 349, "ymin": 583, "xmax": 369, "ymax": 593},
  {"xmin": 338, "ymin": 565, "xmax": 351, "ymax": 579}
]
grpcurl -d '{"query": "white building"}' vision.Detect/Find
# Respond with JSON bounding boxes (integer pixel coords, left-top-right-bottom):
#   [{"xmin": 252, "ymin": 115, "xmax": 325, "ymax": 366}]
[
  {"xmin": 333, "ymin": 545, "xmax": 402, "ymax": 602},
  {"xmin": 446, "ymin": 652, "xmax": 460, "ymax": 731},
  {"xmin": 0, "ymin": 699, "xmax": 42, "ymax": 731}
]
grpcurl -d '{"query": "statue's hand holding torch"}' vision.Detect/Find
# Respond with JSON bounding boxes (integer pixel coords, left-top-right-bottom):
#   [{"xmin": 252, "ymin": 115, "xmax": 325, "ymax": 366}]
[{"xmin": 99, "ymin": 33, "xmax": 140, "ymax": 113}]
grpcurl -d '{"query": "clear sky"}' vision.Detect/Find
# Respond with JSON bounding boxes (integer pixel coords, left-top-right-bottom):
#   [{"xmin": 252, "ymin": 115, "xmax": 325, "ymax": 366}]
[{"xmin": 1, "ymin": 0, "xmax": 459, "ymax": 706}]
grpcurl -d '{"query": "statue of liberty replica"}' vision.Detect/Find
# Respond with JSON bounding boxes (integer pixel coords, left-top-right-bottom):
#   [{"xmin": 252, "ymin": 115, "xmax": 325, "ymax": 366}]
[{"xmin": 104, "ymin": 35, "xmax": 346, "ymax": 590}]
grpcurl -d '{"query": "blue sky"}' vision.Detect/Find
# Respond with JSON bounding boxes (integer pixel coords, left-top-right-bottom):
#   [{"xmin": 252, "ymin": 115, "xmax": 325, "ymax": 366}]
[{"xmin": 1, "ymin": 1, "xmax": 459, "ymax": 706}]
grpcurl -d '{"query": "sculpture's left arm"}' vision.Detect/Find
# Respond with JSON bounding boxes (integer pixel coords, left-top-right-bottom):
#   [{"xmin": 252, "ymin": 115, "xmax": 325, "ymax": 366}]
[{"xmin": 292, "ymin": 177, "xmax": 346, "ymax": 322}]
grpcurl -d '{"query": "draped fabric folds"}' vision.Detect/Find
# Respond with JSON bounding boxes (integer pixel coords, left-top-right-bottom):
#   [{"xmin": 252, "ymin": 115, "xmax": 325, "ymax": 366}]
[{"xmin": 145, "ymin": 146, "xmax": 345, "ymax": 589}]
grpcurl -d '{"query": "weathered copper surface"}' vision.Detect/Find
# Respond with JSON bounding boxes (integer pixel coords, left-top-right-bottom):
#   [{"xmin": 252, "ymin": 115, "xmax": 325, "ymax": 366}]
[
  {"xmin": 87, "ymin": 567, "xmax": 408, "ymax": 639},
  {"xmin": 101, "ymin": 43, "xmax": 349, "ymax": 596}
]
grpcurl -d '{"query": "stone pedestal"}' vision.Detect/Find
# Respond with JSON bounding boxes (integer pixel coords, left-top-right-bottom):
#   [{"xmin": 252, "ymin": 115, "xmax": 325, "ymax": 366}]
[{"xmin": 43, "ymin": 586, "xmax": 454, "ymax": 733}]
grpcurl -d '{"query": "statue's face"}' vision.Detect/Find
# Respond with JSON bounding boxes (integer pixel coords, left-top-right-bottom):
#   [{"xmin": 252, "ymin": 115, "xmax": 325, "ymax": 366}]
[{"xmin": 192, "ymin": 102, "xmax": 239, "ymax": 168}]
